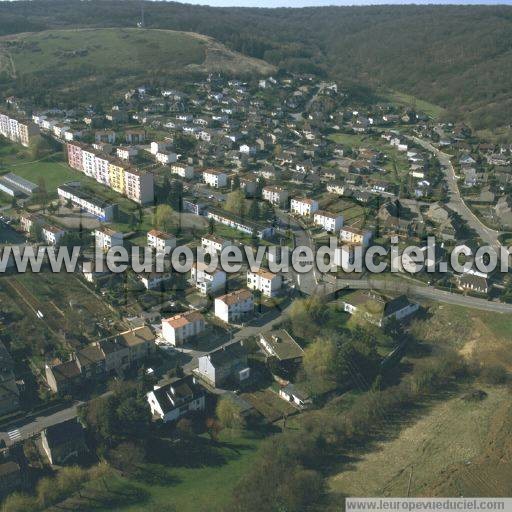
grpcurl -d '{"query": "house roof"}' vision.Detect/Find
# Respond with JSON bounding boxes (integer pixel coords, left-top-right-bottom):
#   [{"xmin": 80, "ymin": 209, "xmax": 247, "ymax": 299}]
[
  {"xmin": 259, "ymin": 329, "xmax": 304, "ymax": 361},
  {"xmin": 0, "ymin": 460, "xmax": 20, "ymax": 477},
  {"xmin": 164, "ymin": 310, "xmax": 204, "ymax": 329},
  {"xmin": 76, "ymin": 345, "xmax": 105, "ymax": 367},
  {"xmin": 43, "ymin": 419, "xmax": 85, "ymax": 448},
  {"xmin": 216, "ymin": 289, "xmax": 253, "ymax": 306},
  {"xmin": 148, "ymin": 229, "xmax": 175, "ymax": 240},
  {"xmin": 118, "ymin": 326, "xmax": 154, "ymax": 347},
  {"xmin": 205, "ymin": 342, "xmax": 247, "ymax": 368},
  {"xmin": 248, "ymin": 267, "xmax": 277, "ymax": 281},
  {"xmin": 50, "ymin": 359, "xmax": 81, "ymax": 382},
  {"xmin": 151, "ymin": 375, "xmax": 204, "ymax": 415}
]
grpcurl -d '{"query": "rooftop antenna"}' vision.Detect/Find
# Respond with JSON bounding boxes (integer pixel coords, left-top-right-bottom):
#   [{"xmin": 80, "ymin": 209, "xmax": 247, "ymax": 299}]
[{"xmin": 137, "ymin": 2, "xmax": 145, "ymax": 28}]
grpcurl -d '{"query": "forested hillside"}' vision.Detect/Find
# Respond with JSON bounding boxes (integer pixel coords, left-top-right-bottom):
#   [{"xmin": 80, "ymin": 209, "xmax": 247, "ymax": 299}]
[{"xmin": 0, "ymin": 0, "xmax": 511, "ymax": 130}]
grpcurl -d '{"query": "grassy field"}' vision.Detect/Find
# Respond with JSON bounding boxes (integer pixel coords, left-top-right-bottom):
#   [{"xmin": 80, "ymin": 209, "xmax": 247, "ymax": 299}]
[
  {"xmin": 93, "ymin": 431, "xmax": 264, "ymax": 512},
  {"xmin": 5, "ymin": 28, "xmax": 205, "ymax": 76},
  {"xmin": 386, "ymin": 90, "xmax": 447, "ymax": 120}
]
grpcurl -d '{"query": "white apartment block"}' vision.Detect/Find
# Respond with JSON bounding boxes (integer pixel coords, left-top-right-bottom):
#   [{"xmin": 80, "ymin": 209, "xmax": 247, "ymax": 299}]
[
  {"xmin": 0, "ymin": 113, "xmax": 40, "ymax": 147},
  {"xmin": 214, "ymin": 289, "xmax": 254, "ymax": 324},
  {"xmin": 162, "ymin": 311, "xmax": 205, "ymax": 346},
  {"xmin": 203, "ymin": 169, "xmax": 228, "ymax": 188},
  {"xmin": 116, "ymin": 147, "xmax": 138, "ymax": 161},
  {"xmin": 156, "ymin": 152, "xmax": 178, "ymax": 165},
  {"xmin": 41, "ymin": 225, "xmax": 66, "ymax": 246},
  {"xmin": 201, "ymin": 234, "xmax": 233, "ymax": 255},
  {"xmin": 262, "ymin": 186, "xmax": 289, "ymax": 207},
  {"xmin": 150, "ymin": 141, "xmax": 169, "ymax": 155},
  {"xmin": 290, "ymin": 197, "xmax": 319, "ymax": 216},
  {"xmin": 82, "ymin": 149, "xmax": 96, "ymax": 178},
  {"xmin": 57, "ymin": 184, "xmax": 116, "ymax": 221},
  {"xmin": 170, "ymin": 163, "xmax": 195, "ymax": 179},
  {"xmin": 247, "ymin": 268, "xmax": 282, "ymax": 298},
  {"xmin": 339, "ymin": 227, "xmax": 372, "ymax": 247},
  {"xmin": 191, "ymin": 262, "xmax": 227, "ymax": 295},
  {"xmin": 313, "ymin": 210, "xmax": 344, "ymax": 232},
  {"xmin": 94, "ymin": 227, "xmax": 124, "ymax": 251},
  {"xmin": 124, "ymin": 168, "xmax": 154, "ymax": 204},
  {"xmin": 147, "ymin": 229, "xmax": 177, "ymax": 253},
  {"xmin": 94, "ymin": 155, "xmax": 110, "ymax": 186}
]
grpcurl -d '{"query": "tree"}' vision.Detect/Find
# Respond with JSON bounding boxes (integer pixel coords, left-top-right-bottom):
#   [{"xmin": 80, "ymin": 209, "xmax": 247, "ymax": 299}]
[
  {"xmin": 153, "ymin": 204, "xmax": 174, "ymax": 232},
  {"xmin": 208, "ymin": 217, "xmax": 215, "ymax": 234},
  {"xmin": 108, "ymin": 441, "xmax": 146, "ymax": 475},
  {"xmin": 2, "ymin": 493, "xmax": 38, "ymax": 512},
  {"xmin": 231, "ymin": 175, "xmax": 240, "ymax": 190},
  {"xmin": 248, "ymin": 199, "xmax": 260, "ymax": 221},
  {"xmin": 216, "ymin": 397, "xmax": 245, "ymax": 429},
  {"xmin": 34, "ymin": 177, "xmax": 48, "ymax": 212},
  {"xmin": 303, "ymin": 337, "xmax": 338, "ymax": 391},
  {"xmin": 225, "ymin": 190, "xmax": 246, "ymax": 218}
]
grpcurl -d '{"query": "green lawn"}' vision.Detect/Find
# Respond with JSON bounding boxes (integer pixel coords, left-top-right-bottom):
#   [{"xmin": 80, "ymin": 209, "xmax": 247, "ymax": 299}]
[
  {"xmin": 386, "ymin": 90, "xmax": 446, "ymax": 120},
  {"xmin": 97, "ymin": 431, "xmax": 264, "ymax": 512}
]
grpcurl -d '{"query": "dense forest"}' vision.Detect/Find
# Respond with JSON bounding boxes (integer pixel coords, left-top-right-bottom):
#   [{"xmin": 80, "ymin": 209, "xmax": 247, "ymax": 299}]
[{"xmin": 0, "ymin": 1, "xmax": 511, "ymax": 129}]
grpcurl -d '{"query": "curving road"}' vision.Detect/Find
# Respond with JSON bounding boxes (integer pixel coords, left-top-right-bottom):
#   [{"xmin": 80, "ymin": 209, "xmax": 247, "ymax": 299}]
[{"xmin": 410, "ymin": 136, "xmax": 501, "ymax": 251}]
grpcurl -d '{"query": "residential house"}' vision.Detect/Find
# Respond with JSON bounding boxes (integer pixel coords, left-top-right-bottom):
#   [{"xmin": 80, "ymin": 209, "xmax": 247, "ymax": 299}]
[
  {"xmin": 201, "ymin": 234, "xmax": 233, "ymax": 255},
  {"xmin": 457, "ymin": 269, "xmax": 489, "ymax": 295},
  {"xmin": 313, "ymin": 210, "xmax": 344, "ymax": 232},
  {"xmin": 147, "ymin": 229, "xmax": 176, "ymax": 253},
  {"xmin": 279, "ymin": 383, "xmax": 312, "ymax": 410},
  {"xmin": 290, "ymin": 197, "xmax": 319, "ymax": 216},
  {"xmin": 247, "ymin": 268, "xmax": 282, "ymax": 298},
  {"xmin": 339, "ymin": 226, "xmax": 372, "ymax": 247},
  {"xmin": 94, "ymin": 227, "xmax": 124, "ymax": 251},
  {"xmin": 203, "ymin": 169, "xmax": 228, "ymax": 188},
  {"xmin": 342, "ymin": 291, "xmax": 419, "ymax": 327},
  {"xmin": 262, "ymin": 186, "xmax": 289, "ymax": 207},
  {"xmin": 258, "ymin": 330, "xmax": 304, "ymax": 365},
  {"xmin": 146, "ymin": 375, "xmax": 206, "ymax": 423},
  {"xmin": 214, "ymin": 289, "xmax": 254, "ymax": 324},
  {"xmin": 191, "ymin": 262, "xmax": 227, "ymax": 295},
  {"xmin": 197, "ymin": 342, "xmax": 250, "ymax": 388},
  {"xmin": 162, "ymin": 311, "xmax": 206, "ymax": 346}
]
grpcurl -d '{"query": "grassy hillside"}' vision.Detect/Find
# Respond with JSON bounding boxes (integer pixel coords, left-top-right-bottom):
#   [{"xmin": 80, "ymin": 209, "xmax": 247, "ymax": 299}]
[{"xmin": 0, "ymin": 27, "xmax": 274, "ymax": 104}]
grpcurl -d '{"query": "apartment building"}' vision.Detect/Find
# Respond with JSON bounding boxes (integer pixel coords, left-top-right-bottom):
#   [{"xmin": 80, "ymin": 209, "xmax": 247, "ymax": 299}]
[
  {"xmin": 162, "ymin": 310, "xmax": 206, "ymax": 346},
  {"xmin": 247, "ymin": 268, "xmax": 282, "ymax": 298},
  {"xmin": 214, "ymin": 289, "xmax": 254, "ymax": 324},
  {"xmin": 0, "ymin": 112, "xmax": 40, "ymax": 147},
  {"xmin": 147, "ymin": 229, "xmax": 177, "ymax": 253},
  {"xmin": 66, "ymin": 143, "xmax": 154, "ymax": 204},
  {"xmin": 313, "ymin": 210, "xmax": 344, "ymax": 232},
  {"xmin": 290, "ymin": 197, "xmax": 319, "ymax": 216},
  {"xmin": 262, "ymin": 186, "xmax": 289, "ymax": 207},
  {"xmin": 58, "ymin": 183, "xmax": 117, "ymax": 221},
  {"xmin": 203, "ymin": 169, "xmax": 228, "ymax": 188}
]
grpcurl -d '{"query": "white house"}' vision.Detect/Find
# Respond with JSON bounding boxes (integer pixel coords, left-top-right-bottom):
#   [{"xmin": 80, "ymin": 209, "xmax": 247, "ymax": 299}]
[
  {"xmin": 313, "ymin": 210, "xmax": 344, "ymax": 232},
  {"xmin": 191, "ymin": 262, "xmax": 227, "ymax": 295},
  {"xmin": 339, "ymin": 226, "xmax": 372, "ymax": 247},
  {"xmin": 116, "ymin": 146, "xmax": 138, "ymax": 161},
  {"xmin": 170, "ymin": 163, "xmax": 195, "ymax": 179},
  {"xmin": 156, "ymin": 152, "xmax": 178, "ymax": 165},
  {"xmin": 290, "ymin": 197, "xmax": 319, "ymax": 216},
  {"xmin": 94, "ymin": 227, "xmax": 124, "ymax": 252},
  {"xmin": 247, "ymin": 268, "xmax": 282, "ymax": 298},
  {"xmin": 146, "ymin": 376, "xmax": 205, "ymax": 423},
  {"xmin": 138, "ymin": 272, "xmax": 172, "ymax": 290},
  {"xmin": 262, "ymin": 186, "xmax": 289, "ymax": 207},
  {"xmin": 150, "ymin": 141, "xmax": 169, "ymax": 155},
  {"xmin": 147, "ymin": 229, "xmax": 176, "ymax": 253},
  {"xmin": 203, "ymin": 169, "xmax": 228, "ymax": 188},
  {"xmin": 41, "ymin": 225, "xmax": 66, "ymax": 246},
  {"xmin": 214, "ymin": 289, "xmax": 254, "ymax": 324},
  {"xmin": 201, "ymin": 234, "xmax": 233, "ymax": 255},
  {"xmin": 162, "ymin": 310, "xmax": 205, "ymax": 346}
]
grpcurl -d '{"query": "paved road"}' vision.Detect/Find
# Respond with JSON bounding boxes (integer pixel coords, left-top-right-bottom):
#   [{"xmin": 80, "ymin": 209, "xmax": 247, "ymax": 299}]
[
  {"xmin": 0, "ymin": 402, "xmax": 81, "ymax": 447},
  {"xmin": 410, "ymin": 136, "xmax": 501, "ymax": 251}
]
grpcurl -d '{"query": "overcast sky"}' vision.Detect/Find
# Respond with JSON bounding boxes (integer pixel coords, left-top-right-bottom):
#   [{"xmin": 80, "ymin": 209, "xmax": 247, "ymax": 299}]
[{"xmin": 174, "ymin": 0, "xmax": 512, "ymax": 6}]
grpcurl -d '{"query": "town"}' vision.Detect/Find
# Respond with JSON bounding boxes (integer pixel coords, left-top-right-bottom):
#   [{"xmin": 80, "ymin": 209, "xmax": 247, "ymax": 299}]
[{"xmin": 0, "ymin": 11, "xmax": 511, "ymax": 511}]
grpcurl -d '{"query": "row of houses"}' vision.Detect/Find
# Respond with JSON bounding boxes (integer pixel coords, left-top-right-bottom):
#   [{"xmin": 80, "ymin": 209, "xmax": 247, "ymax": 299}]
[
  {"xmin": 45, "ymin": 326, "xmax": 155, "ymax": 393},
  {"xmin": 66, "ymin": 142, "xmax": 154, "ymax": 204}
]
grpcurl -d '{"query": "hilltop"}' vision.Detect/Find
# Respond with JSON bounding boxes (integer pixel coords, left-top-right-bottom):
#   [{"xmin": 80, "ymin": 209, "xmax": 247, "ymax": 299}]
[{"xmin": 0, "ymin": 28, "xmax": 274, "ymax": 103}]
